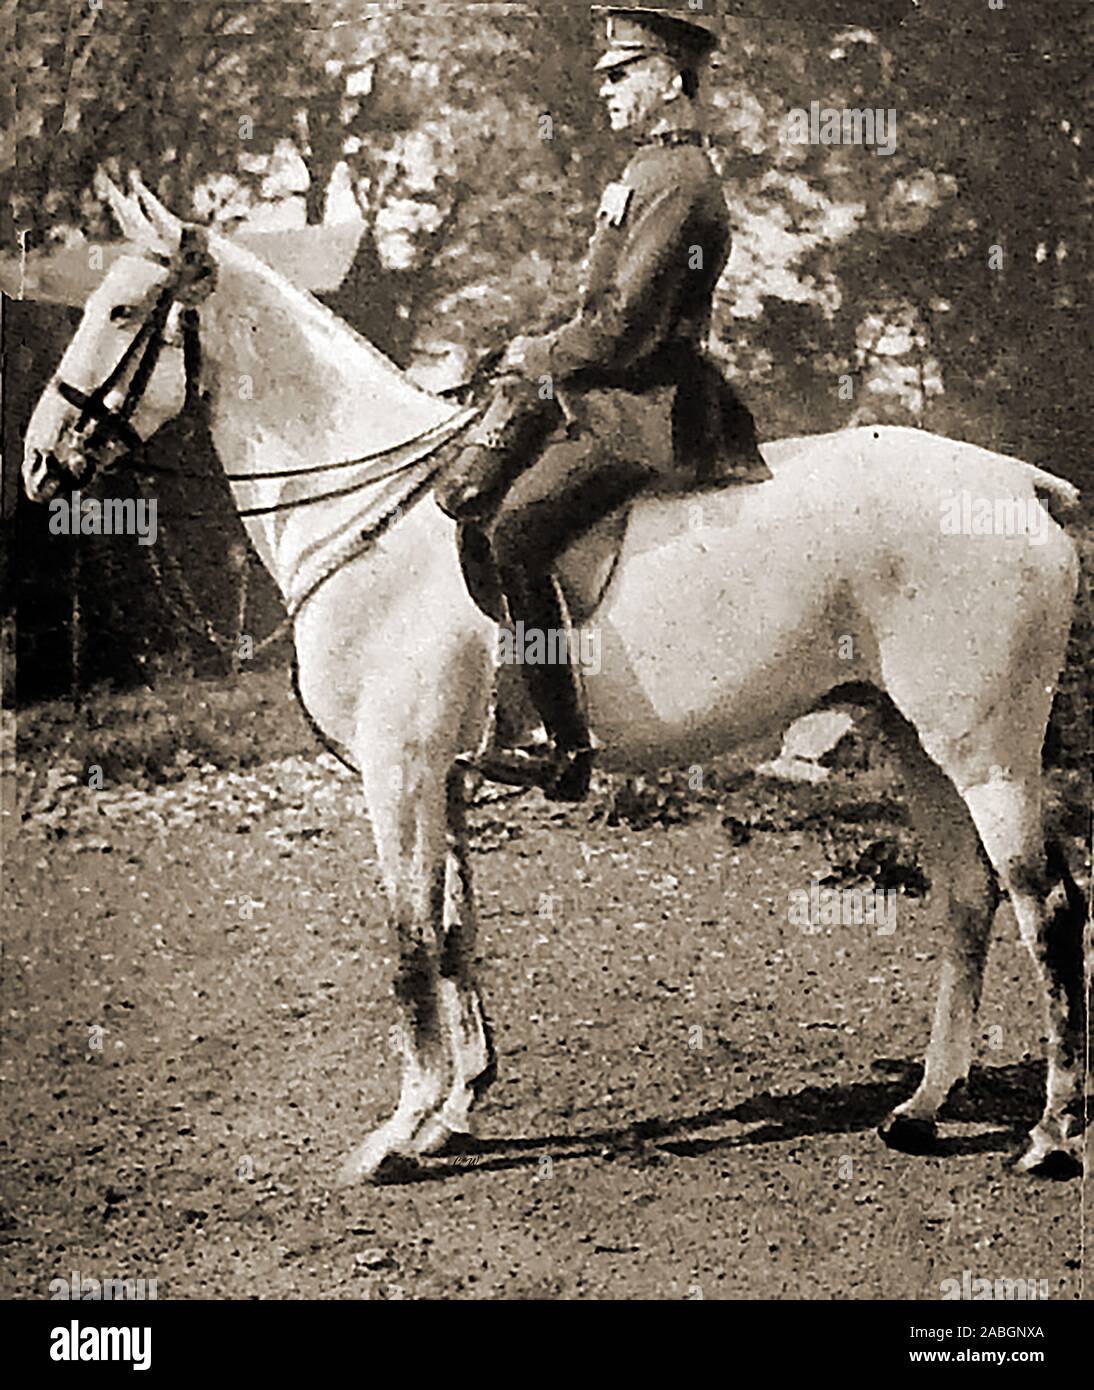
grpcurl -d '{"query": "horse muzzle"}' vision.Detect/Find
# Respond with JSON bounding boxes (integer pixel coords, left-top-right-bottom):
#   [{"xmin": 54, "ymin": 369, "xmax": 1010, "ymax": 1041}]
[
  {"xmin": 24, "ymin": 430, "xmax": 104, "ymax": 503},
  {"xmin": 24, "ymin": 448, "xmax": 73, "ymax": 503}
]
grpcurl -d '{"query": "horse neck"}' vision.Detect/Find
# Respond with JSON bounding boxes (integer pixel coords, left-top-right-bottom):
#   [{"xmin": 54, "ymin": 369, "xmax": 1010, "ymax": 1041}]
[
  {"xmin": 198, "ymin": 240, "xmax": 453, "ymax": 477},
  {"xmin": 190, "ymin": 238, "xmax": 464, "ymax": 596}
]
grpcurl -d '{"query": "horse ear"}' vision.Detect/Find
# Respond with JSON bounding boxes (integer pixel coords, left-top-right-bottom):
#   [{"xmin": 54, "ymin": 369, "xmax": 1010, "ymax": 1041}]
[
  {"xmin": 95, "ymin": 169, "xmax": 153, "ymax": 245},
  {"xmin": 129, "ymin": 172, "xmax": 183, "ymax": 248}
]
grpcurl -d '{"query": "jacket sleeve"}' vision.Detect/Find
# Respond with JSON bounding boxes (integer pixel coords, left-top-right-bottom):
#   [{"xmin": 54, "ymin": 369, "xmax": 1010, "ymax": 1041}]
[{"xmin": 519, "ymin": 181, "xmax": 707, "ymax": 382}]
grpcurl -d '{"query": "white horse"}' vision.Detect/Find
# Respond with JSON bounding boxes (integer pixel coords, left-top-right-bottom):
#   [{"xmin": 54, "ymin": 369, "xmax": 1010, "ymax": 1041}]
[{"xmin": 23, "ymin": 176, "xmax": 1087, "ymax": 1182}]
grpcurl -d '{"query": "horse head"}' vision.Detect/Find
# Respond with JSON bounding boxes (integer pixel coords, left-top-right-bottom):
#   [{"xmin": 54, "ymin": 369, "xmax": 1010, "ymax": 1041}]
[{"xmin": 22, "ymin": 173, "xmax": 217, "ymax": 504}]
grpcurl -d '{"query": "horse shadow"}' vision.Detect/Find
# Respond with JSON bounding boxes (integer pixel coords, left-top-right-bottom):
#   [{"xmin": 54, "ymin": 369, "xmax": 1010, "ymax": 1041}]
[{"xmin": 369, "ymin": 1059, "xmax": 1048, "ymax": 1185}]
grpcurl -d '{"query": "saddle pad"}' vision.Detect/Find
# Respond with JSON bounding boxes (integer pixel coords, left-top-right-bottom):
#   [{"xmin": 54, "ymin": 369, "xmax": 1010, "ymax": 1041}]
[{"xmin": 557, "ymin": 509, "xmax": 630, "ymax": 624}]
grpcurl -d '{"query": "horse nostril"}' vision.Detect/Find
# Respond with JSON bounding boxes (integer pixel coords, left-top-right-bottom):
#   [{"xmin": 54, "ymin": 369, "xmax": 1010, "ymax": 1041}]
[{"xmin": 28, "ymin": 449, "xmax": 63, "ymax": 501}]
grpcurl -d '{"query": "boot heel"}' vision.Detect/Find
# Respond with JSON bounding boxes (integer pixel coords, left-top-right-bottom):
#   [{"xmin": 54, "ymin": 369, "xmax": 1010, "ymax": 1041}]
[{"xmin": 546, "ymin": 748, "xmax": 594, "ymax": 803}]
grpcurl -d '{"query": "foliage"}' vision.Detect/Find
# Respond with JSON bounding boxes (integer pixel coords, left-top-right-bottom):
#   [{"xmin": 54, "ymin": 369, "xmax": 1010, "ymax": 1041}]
[
  {"xmin": 15, "ymin": 668, "xmax": 314, "ymax": 788},
  {"xmin": 7, "ymin": 2, "xmax": 1087, "ymax": 461},
  {"xmin": 6, "ymin": 2, "xmax": 1091, "ymax": 703}
]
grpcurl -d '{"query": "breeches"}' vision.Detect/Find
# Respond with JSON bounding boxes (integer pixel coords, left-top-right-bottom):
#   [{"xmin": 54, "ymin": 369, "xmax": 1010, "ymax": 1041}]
[{"xmin": 492, "ymin": 434, "xmax": 653, "ymax": 597}]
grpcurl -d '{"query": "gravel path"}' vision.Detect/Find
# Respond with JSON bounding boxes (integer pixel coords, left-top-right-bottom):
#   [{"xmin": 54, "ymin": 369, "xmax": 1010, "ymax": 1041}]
[{"xmin": 2, "ymin": 756, "xmax": 1087, "ymax": 1299}]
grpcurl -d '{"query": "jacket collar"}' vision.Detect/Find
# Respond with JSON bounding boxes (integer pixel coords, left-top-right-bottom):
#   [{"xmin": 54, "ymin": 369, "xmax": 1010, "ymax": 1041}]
[{"xmin": 635, "ymin": 129, "xmax": 705, "ymax": 149}]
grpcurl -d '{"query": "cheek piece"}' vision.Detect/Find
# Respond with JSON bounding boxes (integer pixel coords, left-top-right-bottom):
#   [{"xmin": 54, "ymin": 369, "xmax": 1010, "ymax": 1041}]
[{"xmin": 54, "ymin": 226, "xmax": 216, "ymax": 466}]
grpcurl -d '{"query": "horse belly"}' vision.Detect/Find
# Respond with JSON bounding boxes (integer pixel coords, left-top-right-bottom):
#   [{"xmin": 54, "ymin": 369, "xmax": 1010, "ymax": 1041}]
[{"xmin": 583, "ymin": 517, "xmax": 852, "ymax": 765}]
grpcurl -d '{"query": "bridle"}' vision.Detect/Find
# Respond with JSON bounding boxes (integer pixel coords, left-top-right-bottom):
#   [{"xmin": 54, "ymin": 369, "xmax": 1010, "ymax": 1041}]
[
  {"xmin": 42, "ymin": 217, "xmax": 491, "ymax": 617},
  {"xmin": 50, "ymin": 222, "xmax": 491, "ymax": 506},
  {"xmin": 54, "ymin": 225, "xmax": 214, "ymax": 468},
  {"xmin": 37, "ymin": 218, "xmax": 494, "ymax": 758}
]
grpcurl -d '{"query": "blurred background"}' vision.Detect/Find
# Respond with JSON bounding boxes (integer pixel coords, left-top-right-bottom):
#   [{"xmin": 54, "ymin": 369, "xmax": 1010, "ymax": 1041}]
[{"xmin": 1, "ymin": 1, "xmax": 1088, "ymax": 753}]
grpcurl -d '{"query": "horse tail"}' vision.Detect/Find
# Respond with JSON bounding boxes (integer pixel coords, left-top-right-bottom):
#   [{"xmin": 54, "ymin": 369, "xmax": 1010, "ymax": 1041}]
[{"xmin": 1019, "ymin": 462, "xmax": 1082, "ymax": 518}]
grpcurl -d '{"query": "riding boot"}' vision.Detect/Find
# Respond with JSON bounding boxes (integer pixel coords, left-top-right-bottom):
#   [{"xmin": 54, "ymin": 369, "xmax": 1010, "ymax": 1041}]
[{"xmin": 467, "ymin": 573, "xmax": 594, "ymax": 802}]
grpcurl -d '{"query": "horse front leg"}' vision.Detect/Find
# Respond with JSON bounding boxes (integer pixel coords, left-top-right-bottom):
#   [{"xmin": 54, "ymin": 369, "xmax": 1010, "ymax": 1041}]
[
  {"xmin": 336, "ymin": 753, "xmax": 456, "ymax": 1185},
  {"xmin": 412, "ymin": 765, "xmax": 497, "ymax": 1157},
  {"xmin": 337, "ymin": 751, "xmax": 494, "ymax": 1184}
]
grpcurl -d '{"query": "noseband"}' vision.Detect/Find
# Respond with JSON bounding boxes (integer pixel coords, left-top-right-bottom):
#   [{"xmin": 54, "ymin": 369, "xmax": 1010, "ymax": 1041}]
[{"xmin": 55, "ymin": 226, "xmax": 215, "ymax": 461}]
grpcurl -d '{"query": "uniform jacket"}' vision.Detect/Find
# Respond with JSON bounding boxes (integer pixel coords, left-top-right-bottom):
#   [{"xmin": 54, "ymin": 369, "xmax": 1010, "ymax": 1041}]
[{"xmin": 517, "ymin": 131, "xmax": 766, "ymax": 483}]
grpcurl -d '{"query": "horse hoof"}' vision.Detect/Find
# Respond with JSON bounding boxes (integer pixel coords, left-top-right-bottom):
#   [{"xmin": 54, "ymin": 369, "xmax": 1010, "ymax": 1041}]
[
  {"xmin": 336, "ymin": 1122, "xmax": 420, "ymax": 1187},
  {"xmin": 427, "ymin": 1131, "xmax": 485, "ymax": 1160},
  {"xmin": 1014, "ymin": 1144, "xmax": 1083, "ymax": 1180},
  {"xmin": 879, "ymin": 1114, "xmax": 938, "ymax": 1154},
  {"xmin": 336, "ymin": 1147, "xmax": 424, "ymax": 1188},
  {"xmin": 370, "ymin": 1153, "xmax": 428, "ymax": 1185},
  {"xmin": 336, "ymin": 1149, "xmax": 382, "ymax": 1188},
  {"xmin": 413, "ymin": 1110, "xmax": 475, "ymax": 1158}
]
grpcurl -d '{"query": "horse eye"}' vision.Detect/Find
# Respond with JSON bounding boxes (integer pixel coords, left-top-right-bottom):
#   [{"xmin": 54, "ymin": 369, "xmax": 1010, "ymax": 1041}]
[{"xmin": 110, "ymin": 305, "xmax": 136, "ymax": 323}]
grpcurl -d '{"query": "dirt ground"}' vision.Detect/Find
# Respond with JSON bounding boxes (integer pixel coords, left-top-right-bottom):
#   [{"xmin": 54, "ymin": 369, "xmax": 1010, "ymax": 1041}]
[{"xmin": 2, "ymin": 751, "xmax": 1089, "ymax": 1301}]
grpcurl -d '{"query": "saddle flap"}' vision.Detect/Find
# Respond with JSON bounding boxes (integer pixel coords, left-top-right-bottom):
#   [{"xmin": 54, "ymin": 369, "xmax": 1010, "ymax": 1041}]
[
  {"xmin": 457, "ymin": 507, "xmax": 630, "ymax": 629},
  {"xmin": 556, "ymin": 508, "xmax": 629, "ymax": 625}
]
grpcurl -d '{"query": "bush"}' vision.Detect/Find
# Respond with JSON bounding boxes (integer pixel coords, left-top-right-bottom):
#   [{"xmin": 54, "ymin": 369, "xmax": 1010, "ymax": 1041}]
[{"xmin": 16, "ymin": 666, "xmax": 315, "ymax": 784}]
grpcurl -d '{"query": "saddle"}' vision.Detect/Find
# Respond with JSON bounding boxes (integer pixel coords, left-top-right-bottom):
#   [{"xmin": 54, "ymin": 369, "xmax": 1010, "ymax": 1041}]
[
  {"xmin": 454, "ymin": 506, "xmax": 629, "ymax": 752},
  {"xmin": 443, "ymin": 354, "xmax": 769, "ymax": 626},
  {"xmin": 456, "ymin": 509, "xmax": 627, "ymax": 627}
]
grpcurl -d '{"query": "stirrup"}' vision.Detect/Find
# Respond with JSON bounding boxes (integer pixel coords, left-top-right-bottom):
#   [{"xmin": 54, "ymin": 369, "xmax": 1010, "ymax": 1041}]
[
  {"xmin": 545, "ymin": 746, "xmax": 595, "ymax": 803},
  {"xmin": 458, "ymin": 744, "xmax": 594, "ymax": 803}
]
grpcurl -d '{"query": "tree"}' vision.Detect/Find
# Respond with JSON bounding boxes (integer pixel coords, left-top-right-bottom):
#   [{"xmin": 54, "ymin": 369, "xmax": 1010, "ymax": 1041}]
[{"xmin": 6, "ymin": 2, "xmax": 1089, "ymax": 707}]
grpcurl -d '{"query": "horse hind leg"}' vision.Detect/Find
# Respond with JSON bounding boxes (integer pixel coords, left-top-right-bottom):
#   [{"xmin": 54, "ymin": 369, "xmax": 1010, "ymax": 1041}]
[
  {"xmin": 959, "ymin": 778, "xmax": 1087, "ymax": 1177},
  {"xmin": 872, "ymin": 693, "xmax": 1086, "ymax": 1175},
  {"xmin": 876, "ymin": 709, "xmax": 1001, "ymax": 1153}
]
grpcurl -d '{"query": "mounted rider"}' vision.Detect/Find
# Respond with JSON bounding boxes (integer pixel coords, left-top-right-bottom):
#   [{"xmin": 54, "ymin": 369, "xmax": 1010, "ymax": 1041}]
[{"xmin": 437, "ymin": 5, "xmax": 771, "ymax": 801}]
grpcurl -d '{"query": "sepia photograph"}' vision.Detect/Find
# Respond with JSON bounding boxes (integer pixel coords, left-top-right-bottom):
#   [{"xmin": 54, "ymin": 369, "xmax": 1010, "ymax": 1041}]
[{"xmin": 1, "ymin": 0, "xmax": 1089, "ymax": 1343}]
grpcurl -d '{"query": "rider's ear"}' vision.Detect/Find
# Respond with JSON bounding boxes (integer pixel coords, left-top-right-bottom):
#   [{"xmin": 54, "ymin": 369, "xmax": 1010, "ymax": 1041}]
[{"xmin": 649, "ymin": 57, "xmax": 682, "ymax": 104}]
